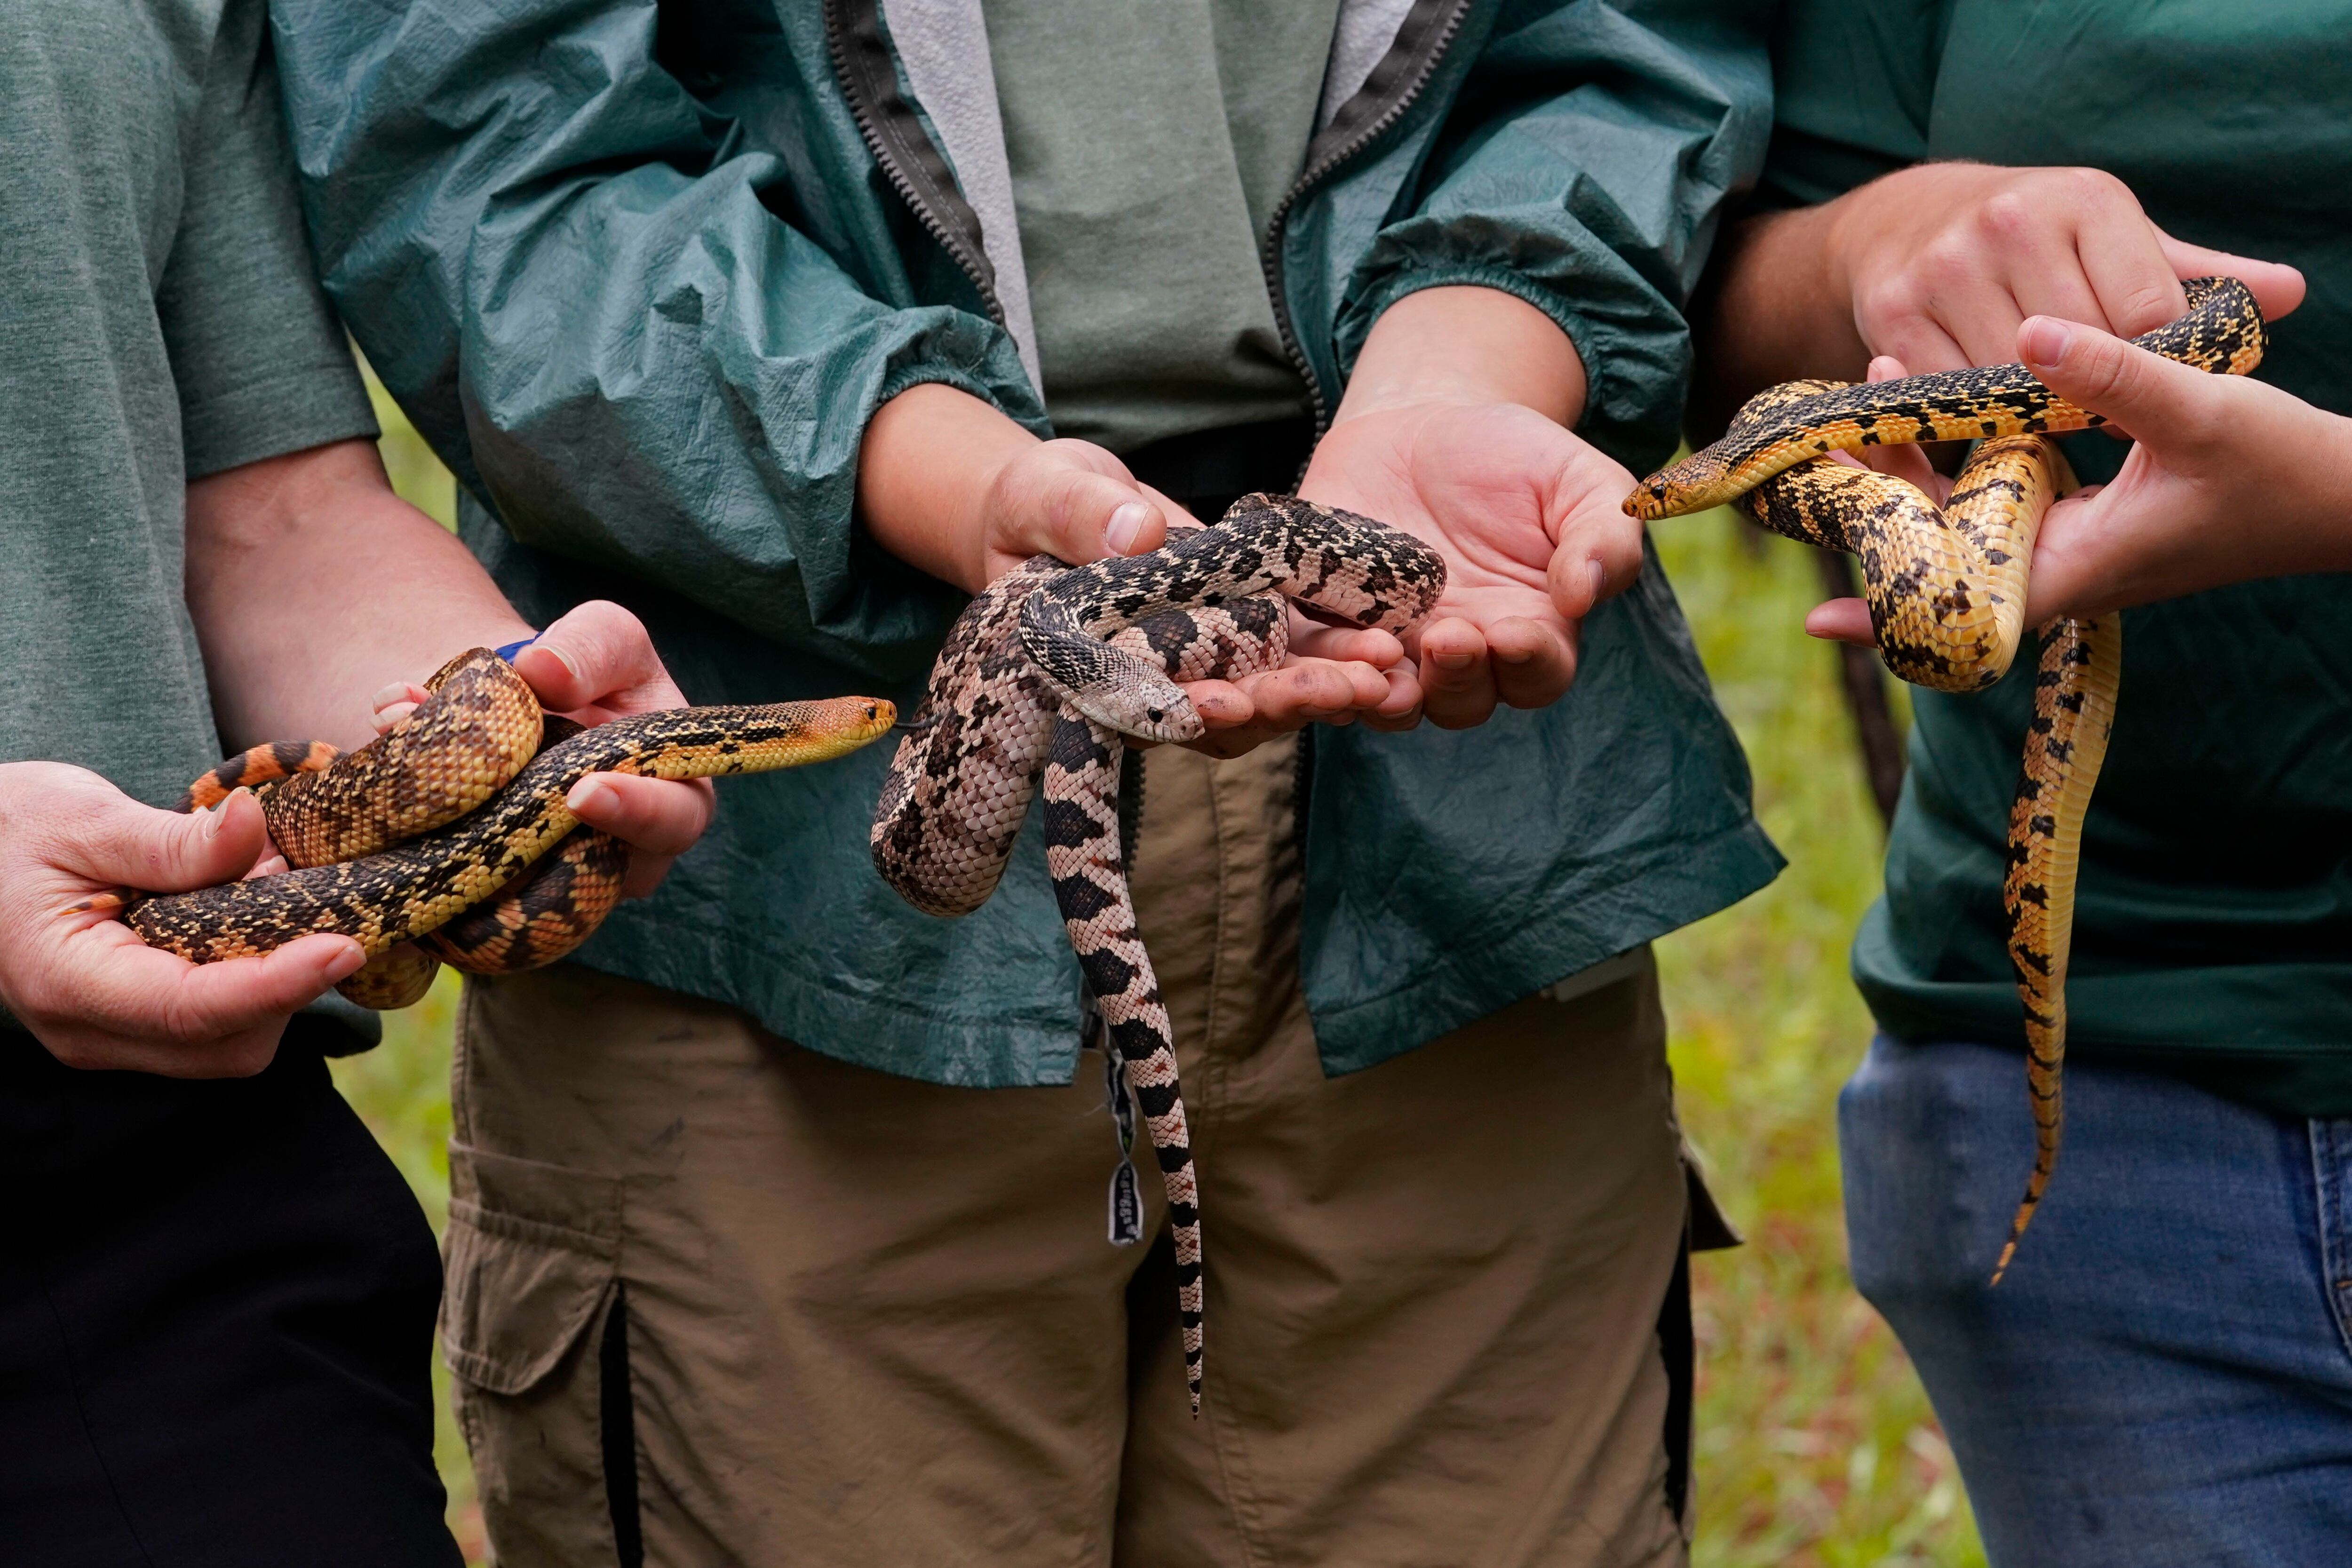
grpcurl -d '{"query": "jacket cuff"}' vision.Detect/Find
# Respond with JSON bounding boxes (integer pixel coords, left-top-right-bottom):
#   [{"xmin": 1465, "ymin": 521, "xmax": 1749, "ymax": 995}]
[
  {"xmin": 1334, "ymin": 256, "xmax": 1690, "ymax": 478},
  {"xmin": 873, "ymin": 360, "xmax": 1054, "ymax": 439}
]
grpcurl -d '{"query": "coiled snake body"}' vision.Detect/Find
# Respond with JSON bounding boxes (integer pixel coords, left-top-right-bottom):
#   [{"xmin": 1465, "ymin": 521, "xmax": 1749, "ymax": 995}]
[
  {"xmin": 873, "ymin": 495, "xmax": 1447, "ymax": 1410},
  {"xmin": 1628, "ymin": 276, "xmax": 2266, "ymax": 1279},
  {"xmin": 114, "ymin": 649, "xmax": 894, "ymax": 1007}
]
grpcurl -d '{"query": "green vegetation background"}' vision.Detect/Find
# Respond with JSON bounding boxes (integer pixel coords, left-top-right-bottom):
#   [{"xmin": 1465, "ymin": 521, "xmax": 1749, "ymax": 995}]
[{"xmin": 345, "ymin": 387, "xmax": 1986, "ymax": 1566}]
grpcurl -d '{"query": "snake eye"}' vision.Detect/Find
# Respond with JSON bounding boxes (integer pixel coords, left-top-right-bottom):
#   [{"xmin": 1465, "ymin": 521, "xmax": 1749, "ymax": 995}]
[{"xmin": 1147, "ymin": 707, "xmax": 1164, "ymax": 723}]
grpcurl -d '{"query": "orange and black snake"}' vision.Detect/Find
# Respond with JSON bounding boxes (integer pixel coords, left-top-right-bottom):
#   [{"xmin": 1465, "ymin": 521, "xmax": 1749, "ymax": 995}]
[
  {"xmin": 871, "ymin": 495, "xmax": 1448, "ymax": 1411},
  {"xmin": 1626, "ymin": 275, "xmax": 2266, "ymax": 1281},
  {"xmin": 109, "ymin": 649, "xmax": 893, "ymax": 1008}
]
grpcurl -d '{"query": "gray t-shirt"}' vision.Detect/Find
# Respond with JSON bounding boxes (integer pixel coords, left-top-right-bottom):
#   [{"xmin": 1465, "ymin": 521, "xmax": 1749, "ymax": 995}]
[
  {"xmin": 0, "ymin": 0, "xmax": 379, "ymax": 807},
  {"xmin": 978, "ymin": 0, "xmax": 1339, "ymax": 453}
]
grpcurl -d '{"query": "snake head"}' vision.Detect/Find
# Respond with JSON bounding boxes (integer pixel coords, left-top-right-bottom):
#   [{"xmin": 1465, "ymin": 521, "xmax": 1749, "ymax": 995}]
[
  {"xmin": 1065, "ymin": 663, "xmax": 1205, "ymax": 745},
  {"xmin": 1622, "ymin": 481, "xmax": 1669, "ymax": 521}
]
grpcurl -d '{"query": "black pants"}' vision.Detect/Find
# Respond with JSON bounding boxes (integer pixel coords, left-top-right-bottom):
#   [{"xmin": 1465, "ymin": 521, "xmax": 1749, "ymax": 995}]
[{"xmin": 0, "ymin": 1023, "xmax": 459, "ymax": 1567}]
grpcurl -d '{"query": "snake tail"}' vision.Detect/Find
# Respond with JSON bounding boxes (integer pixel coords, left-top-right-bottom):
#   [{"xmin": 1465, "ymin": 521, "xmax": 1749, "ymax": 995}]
[
  {"xmin": 176, "ymin": 739, "xmax": 343, "ymax": 812},
  {"xmin": 1042, "ymin": 716, "xmax": 1205, "ymax": 1415},
  {"xmin": 1993, "ymin": 613, "xmax": 2120, "ymax": 1285},
  {"xmin": 1630, "ymin": 274, "xmax": 2265, "ymax": 519},
  {"xmin": 130, "ymin": 697, "xmax": 894, "ymax": 965}
]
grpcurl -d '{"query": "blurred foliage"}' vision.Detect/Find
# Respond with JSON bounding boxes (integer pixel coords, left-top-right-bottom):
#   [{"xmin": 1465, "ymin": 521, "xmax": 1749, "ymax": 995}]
[
  {"xmin": 335, "ymin": 386, "xmax": 1982, "ymax": 1566},
  {"xmin": 1654, "ymin": 516, "xmax": 1981, "ymax": 1567}
]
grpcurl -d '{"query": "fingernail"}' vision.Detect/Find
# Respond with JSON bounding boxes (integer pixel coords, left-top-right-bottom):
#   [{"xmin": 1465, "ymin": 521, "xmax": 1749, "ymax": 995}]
[
  {"xmin": 1586, "ymin": 559, "xmax": 1607, "ymax": 607},
  {"xmin": 566, "ymin": 780, "xmax": 611, "ymax": 816},
  {"xmin": 1105, "ymin": 502, "xmax": 1152, "ymax": 555},
  {"xmin": 369, "ymin": 682, "xmax": 410, "ymax": 709},
  {"xmin": 2020, "ymin": 317, "xmax": 2072, "ymax": 370},
  {"xmin": 199, "ymin": 793, "xmax": 238, "ymax": 839},
  {"xmin": 325, "ymin": 943, "xmax": 368, "ymax": 983}
]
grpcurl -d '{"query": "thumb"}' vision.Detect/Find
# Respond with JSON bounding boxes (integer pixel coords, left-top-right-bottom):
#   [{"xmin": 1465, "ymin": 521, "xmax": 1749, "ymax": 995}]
[
  {"xmin": 513, "ymin": 600, "xmax": 679, "ymax": 713},
  {"xmin": 2153, "ymin": 234, "xmax": 2306, "ymax": 324},
  {"xmin": 74, "ymin": 785, "xmax": 271, "ymax": 893},
  {"xmin": 1003, "ymin": 441, "xmax": 1174, "ymax": 566},
  {"xmin": 2019, "ymin": 315, "xmax": 2221, "ymax": 443}
]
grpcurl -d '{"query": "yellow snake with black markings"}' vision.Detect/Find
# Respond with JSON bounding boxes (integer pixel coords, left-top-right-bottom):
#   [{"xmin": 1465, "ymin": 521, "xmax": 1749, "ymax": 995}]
[
  {"xmin": 102, "ymin": 648, "xmax": 893, "ymax": 1007},
  {"xmin": 1627, "ymin": 275, "xmax": 2266, "ymax": 1281}
]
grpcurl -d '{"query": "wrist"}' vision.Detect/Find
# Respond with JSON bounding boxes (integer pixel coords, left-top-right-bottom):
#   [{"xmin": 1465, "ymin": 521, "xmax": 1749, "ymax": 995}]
[
  {"xmin": 1334, "ymin": 286, "xmax": 1586, "ymax": 428},
  {"xmin": 857, "ymin": 382, "xmax": 1039, "ymax": 593},
  {"xmin": 2294, "ymin": 406, "xmax": 2352, "ymax": 569}
]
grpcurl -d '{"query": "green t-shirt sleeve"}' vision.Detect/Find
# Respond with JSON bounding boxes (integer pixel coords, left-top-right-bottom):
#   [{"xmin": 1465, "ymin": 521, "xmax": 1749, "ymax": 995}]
[
  {"xmin": 156, "ymin": 0, "xmax": 376, "ymax": 480},
  {"xmin": 1757, "ymin": 0, "xmax": 1952, "ymax": 208}
]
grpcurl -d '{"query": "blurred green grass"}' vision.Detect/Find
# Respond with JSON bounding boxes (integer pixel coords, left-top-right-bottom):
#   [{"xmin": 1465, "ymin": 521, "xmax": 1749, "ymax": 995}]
[{"xmin": 339, "ymin": 392, "xmax": 1982, "ymax": 1566}]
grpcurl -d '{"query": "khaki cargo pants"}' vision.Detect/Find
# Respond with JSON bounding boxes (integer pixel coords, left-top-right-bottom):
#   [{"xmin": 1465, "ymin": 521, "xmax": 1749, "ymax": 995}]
[{"xmin": 441, "ymin": 738, "xmax": 1697, "ymax": 1566}]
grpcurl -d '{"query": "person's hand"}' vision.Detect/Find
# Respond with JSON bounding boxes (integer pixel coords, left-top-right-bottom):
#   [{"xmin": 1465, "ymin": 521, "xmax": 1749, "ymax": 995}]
[
  {"xmin": 0, "ymin": 762, "xmax": 366, "ymax": 1075},
  {"xmin": 1803, "ymin": 318, "xmax": 2352, "ymax": 644},
  {"xmin": 1300, "ymin": 286, "xmax": 1640, "ymax": 730},
  {"xmin": 1694, "ymin": 162, "xmax": 2305, "ymax": 434},
  {"xmin": 1303, "ymin": 401, "xmax": 1644, "ymax": 729},
  {"xmin": 2015, "ymin": 316, "xmax": 2352, "ymax": 618},
  {"xmin": 370, "ymin": 601, "xmax": 717, "ymax": 899},
  {"xmin": 1824, "ymin": 163, "xmax": 2305, "ymax": 372},
  {"xmin": 857, "ymin": 383, "xmax": 1405, "ymax": 755}
]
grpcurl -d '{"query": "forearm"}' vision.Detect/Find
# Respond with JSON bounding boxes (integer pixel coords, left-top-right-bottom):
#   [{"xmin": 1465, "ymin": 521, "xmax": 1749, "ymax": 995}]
[
  {"xmin": 1335, "ymin": 287, "xmax": 1586, "ymax": 425},
  {"xmin": 1687, "ymin": 203, "xmax": 1862, "ymax": 438},
  {"xmin": 185, "ymin": 439, "xmax": 532, "ymax": 751}
]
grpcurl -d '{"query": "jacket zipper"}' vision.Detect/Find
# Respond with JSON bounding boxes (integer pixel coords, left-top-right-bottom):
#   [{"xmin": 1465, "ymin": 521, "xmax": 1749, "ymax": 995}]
[
  {"xmin": 1259, "ymin": 0, "xmax": 1477, "ymax": 432},
  {"xmin": 822, "ymin": 0, "xmax": 1006, "ymax": 328}
]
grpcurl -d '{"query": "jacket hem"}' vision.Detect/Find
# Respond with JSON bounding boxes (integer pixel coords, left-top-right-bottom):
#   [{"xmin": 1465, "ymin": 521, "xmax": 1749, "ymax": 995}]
[
  {"xmin": 556, "ymin": 814, "xmax": 1783, "ymax": 1091},
  {"xmin": 1307, "ymin": 816, "xmax": 1784, "ymax": 1075}
]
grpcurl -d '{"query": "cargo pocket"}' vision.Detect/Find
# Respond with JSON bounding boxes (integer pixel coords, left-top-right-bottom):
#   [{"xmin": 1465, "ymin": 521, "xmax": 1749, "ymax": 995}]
[{"xmin": 440, "ymin": 1142, "xmax": 628, "ymax": 1568}]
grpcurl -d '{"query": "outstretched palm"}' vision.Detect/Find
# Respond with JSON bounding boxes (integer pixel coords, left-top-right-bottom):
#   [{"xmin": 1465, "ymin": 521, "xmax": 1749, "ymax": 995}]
[{"xmin": 1300, "ymin": 400, "xmax": 1645, "ymax": 726}]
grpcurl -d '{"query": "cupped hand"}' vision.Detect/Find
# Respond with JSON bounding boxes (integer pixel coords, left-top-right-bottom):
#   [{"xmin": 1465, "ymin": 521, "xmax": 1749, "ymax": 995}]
[
  {"xmin": 859, "ymin": 384, "xmax": 1401, "ymax": 756},
  {"xmin": 1302, "ymin": 400, "xmax": 1645, "ymax": 729},
  {"xmin": 372, "ymin": 600, "xmax": 716, "ymax": 899},
  {"xmin": 976, "ymin": 438, "xmax": 1411, "ymax": 753},
  {"xmin": 0, "ymin": 762, "xmax": 366, "ymax": 1075},
  {"xmin": 1830, "ymin": 162, "xmax": 2305, "ymax": 372}
]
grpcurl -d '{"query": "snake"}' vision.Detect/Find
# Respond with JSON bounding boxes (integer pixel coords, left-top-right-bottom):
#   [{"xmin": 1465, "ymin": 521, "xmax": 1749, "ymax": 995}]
[
  {"xmin": 1627, "ymin": 275, "xmax": 2265, "ymax": 1281},
  {"xmin": 872, "ymin": 495, "xmax": 1448, "ymax": 1410},
  {"xmin": 106, "ymin": 647, "xmax": 894, "ymax": 1006}
]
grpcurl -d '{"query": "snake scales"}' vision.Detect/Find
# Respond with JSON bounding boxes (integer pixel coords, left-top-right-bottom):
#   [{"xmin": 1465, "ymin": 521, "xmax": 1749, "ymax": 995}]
[
  {"xmin": 1628, "ymin": 275, "xmax": 2266, "ymax": 1280},
  {"xmin": 872, "ymin": 495, "xmax": 1447, "ymax": 1411},
  {"xmin": 116, "ymin": 647, "xmax": 894, "ymax": 1006}
]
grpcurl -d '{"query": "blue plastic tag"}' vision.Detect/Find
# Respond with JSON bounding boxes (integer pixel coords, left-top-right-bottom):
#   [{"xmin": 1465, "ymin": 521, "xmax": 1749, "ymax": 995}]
[{"xmin": 493, "ymin": 635, "xmax": 538, "ymax": 664}]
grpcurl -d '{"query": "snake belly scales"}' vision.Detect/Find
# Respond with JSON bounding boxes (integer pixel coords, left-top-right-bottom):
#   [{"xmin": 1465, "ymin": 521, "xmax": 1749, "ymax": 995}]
[
  {"xmin": 1628, "ymin": 275, "xmax": 2266, "ymax": 1281},
  {"xmin": 117, "ymin": 648, "xmax": 895, "ymax": 1008},
  {"xmin": 872, "ymin": 495, "xmax": 1447, "ymax": 1412}
]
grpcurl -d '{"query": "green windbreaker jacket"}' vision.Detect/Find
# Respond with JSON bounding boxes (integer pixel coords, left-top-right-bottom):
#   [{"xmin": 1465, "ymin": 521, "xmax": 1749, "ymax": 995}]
[{"xmin": 267, "ymin": 0, "xmax": 1783, "ymax": 1087}]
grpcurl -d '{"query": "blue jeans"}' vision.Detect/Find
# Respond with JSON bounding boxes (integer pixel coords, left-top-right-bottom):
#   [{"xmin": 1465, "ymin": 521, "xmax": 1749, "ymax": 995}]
[{"xmin": 1840, "ymin": 1036, "xmax": 2352, "ymax": 1567}]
